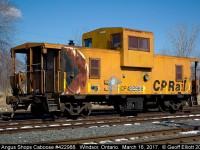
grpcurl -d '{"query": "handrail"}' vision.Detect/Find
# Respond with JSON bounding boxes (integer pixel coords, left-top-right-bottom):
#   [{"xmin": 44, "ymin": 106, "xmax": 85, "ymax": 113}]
[
  {"xmin": 43, "ymin": 70, "xmax": 45, "ymax": 93},
  {"xmin": 58, "ymin": 70, "xmax": 60, "ymax": 92}
]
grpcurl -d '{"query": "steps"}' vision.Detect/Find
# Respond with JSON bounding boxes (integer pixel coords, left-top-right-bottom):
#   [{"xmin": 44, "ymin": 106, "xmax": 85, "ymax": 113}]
[{"xmin": 46, "ymin": 93, "xmax": 60, "ymax": 112}]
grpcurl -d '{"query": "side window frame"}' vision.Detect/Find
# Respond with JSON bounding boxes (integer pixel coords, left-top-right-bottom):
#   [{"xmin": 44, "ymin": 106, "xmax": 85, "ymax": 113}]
[
  {"xmin": 84, "ymin": 38, "xmax": 92, "ymax": 47},
  {"xmin": 176, "ymin": 65, "xmax": 183, "ymax": 81},
  {"xmin": 111, "ymin": 33, "xmax": 122, "ymax": 49},
  {"xmin": 128, "ymin": 36, "xmax": 150, "ymax": 52},
  {"xmin": 89, "ymin": 58, "xmax": 100, "ymax": 79}
]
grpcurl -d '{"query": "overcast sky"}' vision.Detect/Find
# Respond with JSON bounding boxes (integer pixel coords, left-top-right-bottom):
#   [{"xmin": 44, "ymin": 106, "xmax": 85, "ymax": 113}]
[{"xmin": 12, "ymin": 0, "xmax": 200, "ymax": 54}]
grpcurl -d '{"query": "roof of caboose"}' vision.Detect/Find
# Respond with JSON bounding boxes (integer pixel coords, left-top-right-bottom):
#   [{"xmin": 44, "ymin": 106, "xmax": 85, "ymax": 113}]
[
  {"xmin": 83, "ymin": 27, "xmax": 153, "ymax": 35},
  {"xmin": 11, "ymin": 42, "xmax": 63, "ymax": 53},
  {"xmin": 155, "ymin": 54, "xmax": 199, "ymax": 63}
]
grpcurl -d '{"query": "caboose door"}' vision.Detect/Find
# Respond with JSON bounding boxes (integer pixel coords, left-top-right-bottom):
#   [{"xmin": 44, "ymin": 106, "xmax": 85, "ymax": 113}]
[{"xmin": 43, "ymin": 49, "xmax": 59, "ymax": 93}]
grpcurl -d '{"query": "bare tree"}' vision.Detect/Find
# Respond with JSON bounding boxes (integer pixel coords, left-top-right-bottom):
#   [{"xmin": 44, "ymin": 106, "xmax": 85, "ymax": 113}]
[
  {"xmin": 0, "ymin": 0, "xmax": 21, "ymax": 49},
  {"xmin": 71, "ymin": 27, "xmax": 89, "ymax": 46},
  {"xmin": 160, "ymin": 24, "xmax": 200, "ymax": 97},
  {"xmin": 0, "ymin": 50, "xmax": 11, "ymax": 93},
  {"xmin": 160, "ymin": 23, "xmax": 200, "ymax": 58},
  {"xmin": 0, "ymin": 0, "xmax": 21, "ymax": 94}
]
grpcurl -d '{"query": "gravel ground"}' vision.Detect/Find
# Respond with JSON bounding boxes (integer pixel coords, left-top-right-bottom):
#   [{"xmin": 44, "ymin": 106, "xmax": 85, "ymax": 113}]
[{"xmin": 0, "ymin": 118, "xmax": 200, "ymax": 144}]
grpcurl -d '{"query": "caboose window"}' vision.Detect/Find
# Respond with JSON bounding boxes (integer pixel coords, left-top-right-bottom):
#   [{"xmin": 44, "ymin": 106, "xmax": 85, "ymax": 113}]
[
  {"xmin": 128, "ymin": 36, "xmax": 149, "ymax": 51},
  {"xmin": 176, "ymin": 65, "xmax": 183, "ymax": 81},
  {"xmin": 111, "ymin": 33, "xmax": 121, "ymax": 49},
  {"xmin": 89, "ymin": 58, "xmax": 100, "ymax": 78},
  {"xmin": 84, "ymin": 38, "xmax": 92, "ymax": 47},
  {"xmin": 139, "ymin": 38, "xmax": 148, "ymax": 50}
]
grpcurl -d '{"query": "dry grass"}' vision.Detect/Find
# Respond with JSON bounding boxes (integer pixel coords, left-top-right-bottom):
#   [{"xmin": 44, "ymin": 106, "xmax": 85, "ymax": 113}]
[
  {"xmin": 0, "ymin": 94, "xmax": 12, "ymax": 112},
  {"xmin": 197, "ymin": 94, "xmax": 200, "ymax": 105}
]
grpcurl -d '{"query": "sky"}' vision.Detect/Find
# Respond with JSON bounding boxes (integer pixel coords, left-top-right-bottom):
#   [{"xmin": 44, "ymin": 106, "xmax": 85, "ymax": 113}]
[{"xmin": 11, "ymin": 0, "xmax": 200, "ymax": 54}]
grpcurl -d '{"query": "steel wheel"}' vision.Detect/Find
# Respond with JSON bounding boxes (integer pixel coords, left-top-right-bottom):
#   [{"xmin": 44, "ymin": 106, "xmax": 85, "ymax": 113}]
[
  {"xmin": 53, "ymin": 111, "xmax": 63, "ymax": 119},
  {"xmin": 159, "ymin": 102, "xmax": 167, "ymax": 112}
]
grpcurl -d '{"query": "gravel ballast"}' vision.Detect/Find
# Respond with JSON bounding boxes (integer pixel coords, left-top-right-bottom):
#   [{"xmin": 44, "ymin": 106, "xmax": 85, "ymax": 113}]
[{"xmin": 0, "ymin": 119, "xmax": 200, "ymax": 144}]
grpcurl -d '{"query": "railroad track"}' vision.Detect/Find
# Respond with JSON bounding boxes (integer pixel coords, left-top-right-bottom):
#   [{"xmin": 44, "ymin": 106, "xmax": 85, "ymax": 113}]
[
  {"xmin": 135, "ymin": 134, "xmax": 200, "ymax": 144},
  {"xmin": 0, "ymin": 105, "xmax": 198, "ymax": 122},
  {"xmin": 37, "ymin": 126, "xmax": 200, "ymax": 144},
  {"xmin": 1, "ymin": 111, "xmax": 200, "ymax": 134}
]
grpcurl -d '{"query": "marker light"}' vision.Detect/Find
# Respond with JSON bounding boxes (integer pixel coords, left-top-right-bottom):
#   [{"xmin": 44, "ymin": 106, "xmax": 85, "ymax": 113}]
[{"xmin": 143, "ymin": 74, "xmax": 149, "ymax": 82}]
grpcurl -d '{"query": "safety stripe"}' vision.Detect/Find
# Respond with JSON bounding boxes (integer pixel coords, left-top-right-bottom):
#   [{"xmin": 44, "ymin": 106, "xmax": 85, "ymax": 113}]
[
  {"xmin": 143, "ymin": 86, "xmax": 145, "ymax": 94},
  {"xmin": 88, "ymin": 82, "xmax": 91, "ymax": 93},
  {"xmin": 64, "ymin": 72, "xmax": 66, "ymax": 91}
]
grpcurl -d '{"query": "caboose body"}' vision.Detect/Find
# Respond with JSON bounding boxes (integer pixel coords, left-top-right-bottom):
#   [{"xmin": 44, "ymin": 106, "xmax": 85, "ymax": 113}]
[{"xmin": 6, "ymin": 27, "xmax": 199, "ymax": 117}]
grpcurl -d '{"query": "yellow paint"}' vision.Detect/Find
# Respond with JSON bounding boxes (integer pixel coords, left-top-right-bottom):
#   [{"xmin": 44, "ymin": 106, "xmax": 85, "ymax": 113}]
[
  {"xmin": 143, "ymin": 86, "xmax": 145, "ymax": 94},
  {"xmin": 78, "ymin": 27, "xmax": 198, "ymax": 95},
  {"xmin": 64, "ymin": 72, "xmax": 66, "ymax": 91},
  {"xmin": 82, "ymin": 27, "xmax": 154, "ymax": 68},
  {"xmin": 118, "ymin": 84, "xmax": 120, "ymax": 94},
  {"xmin": 10, "ymin": 27, "xmax": 199, "ymax": 96},
  {"xmin": 88, "ymin": 83, "xmax": 91, "ymax": 93}
]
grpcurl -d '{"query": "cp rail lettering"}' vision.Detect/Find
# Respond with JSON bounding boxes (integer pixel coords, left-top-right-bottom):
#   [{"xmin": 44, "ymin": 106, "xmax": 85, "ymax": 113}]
[{"xmin": 153, "ymin": 80, "xmax": 187, "ymax": 91}]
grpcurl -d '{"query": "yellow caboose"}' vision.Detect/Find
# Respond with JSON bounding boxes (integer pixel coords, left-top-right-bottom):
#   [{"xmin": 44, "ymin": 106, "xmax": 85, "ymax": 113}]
[
  {"xmin": 61, "ymin": 27, "xmax": 199, "ymax": 114},
  {"xmin": 6, "ymin": 27, "xmax": 199, "ymax": 117}
]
